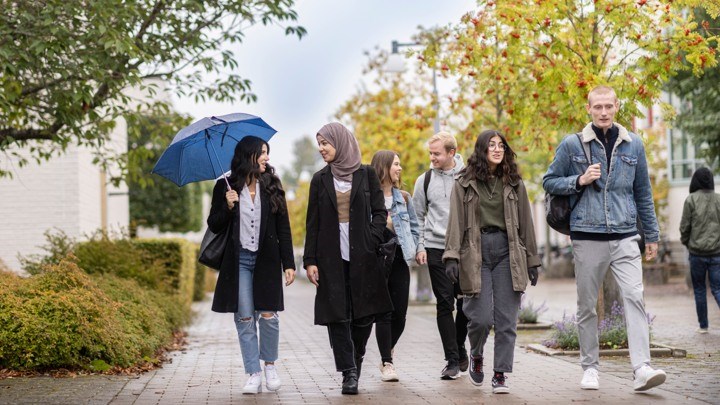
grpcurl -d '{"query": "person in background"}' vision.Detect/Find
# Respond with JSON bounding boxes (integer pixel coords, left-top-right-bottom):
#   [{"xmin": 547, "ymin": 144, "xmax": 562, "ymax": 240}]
[
  {"xmin": 680, "ymin": 167, "xmax": 720, "ymax": 334},
  {"xmin": 443, "ymin": 130, "xmax": 540, "ymax": 394},
  {"xmin": 207, "ymin": 136, "xmax": 295, "ymax": 394},
  {"xmin": 303, "ymin": 123, "xmax": 393, "ymax": 395},
  {"xmin": 370, "ymin": 150, "xmax": 420, "ymax": 382}
]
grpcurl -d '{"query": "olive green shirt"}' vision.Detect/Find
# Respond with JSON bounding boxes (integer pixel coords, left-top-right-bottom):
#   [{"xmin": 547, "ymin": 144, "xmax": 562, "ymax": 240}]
[{"xmin": 477, "ymin": 178, "xmax": 506, "ymax": 230}]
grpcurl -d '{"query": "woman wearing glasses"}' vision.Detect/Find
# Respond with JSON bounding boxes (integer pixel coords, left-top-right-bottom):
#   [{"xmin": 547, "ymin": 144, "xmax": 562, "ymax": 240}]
[{"xmin": 442, "ymin": 129, "xmax": 541, "ymax": 394}]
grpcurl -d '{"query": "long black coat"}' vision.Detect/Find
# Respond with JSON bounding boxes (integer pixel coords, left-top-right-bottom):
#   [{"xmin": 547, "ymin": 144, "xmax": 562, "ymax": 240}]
[
  {"xmin": 208, "ymin": 178, "xmax": 295, "ymax": 313},
  {"xmin": 303, "ymin": 165, "xmax": 393, "ymax": 325}
]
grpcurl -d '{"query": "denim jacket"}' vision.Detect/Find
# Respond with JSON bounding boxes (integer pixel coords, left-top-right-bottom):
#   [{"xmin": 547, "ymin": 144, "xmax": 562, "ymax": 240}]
[
  {"xmin": 389, "ymin": 187, "xmax": 420, "ymax": 264},
  {"xmin": 542, "ymin": 122, "xmax": 660, "ymax": 242}
]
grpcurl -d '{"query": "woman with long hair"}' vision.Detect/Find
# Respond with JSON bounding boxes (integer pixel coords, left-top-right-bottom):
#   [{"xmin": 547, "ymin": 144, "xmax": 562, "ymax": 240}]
[
  {"xmin": 443, "ymin": 130, "xmax": 541, "ymax": 394},
  {"xmin": 369, "ymin": 150, "xmax": 419, "ymax": 382},
  {"xmin": 303, "ymin": 123, "xmax": 393, "ymax": 395},
  {"xmin": 206, "ymin": 136, "xmax": 296, "ymax": 394},
  {"xmin": 680, "ymin": 167, "xmax": 720, "ymax": 334}
]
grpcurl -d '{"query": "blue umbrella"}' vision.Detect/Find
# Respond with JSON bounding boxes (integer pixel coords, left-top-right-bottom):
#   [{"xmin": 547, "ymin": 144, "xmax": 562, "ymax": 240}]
[{"xmin": 152, "ymin": 113, "xmax": 277, "ymax": 189}]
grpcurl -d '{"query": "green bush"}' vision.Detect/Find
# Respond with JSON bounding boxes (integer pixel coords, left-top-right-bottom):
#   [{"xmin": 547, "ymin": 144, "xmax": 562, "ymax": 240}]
[
  {"xmin": 0, "ymin": 260, "xmax": 189, "ymax": 371},
  {"xmin": 193, "ymin": 243, "xmax": 208, "ymax": 301},
  {"xmin": 75, "ymin": 237, "xmax": 197, "ymax": 307},
  {"xmin": 132, "ymin": 239, "xmax": 196, "ymax": 306}
]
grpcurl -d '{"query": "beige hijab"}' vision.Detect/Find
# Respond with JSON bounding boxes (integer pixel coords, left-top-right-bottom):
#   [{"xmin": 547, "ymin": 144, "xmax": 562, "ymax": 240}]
[{"xmin": 317, "ymin": 122, "xmax": 361, "ymax": 182}]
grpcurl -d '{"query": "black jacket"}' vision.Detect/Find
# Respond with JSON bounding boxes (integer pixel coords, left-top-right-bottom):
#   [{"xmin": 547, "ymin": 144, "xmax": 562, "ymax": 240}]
[
  {"xmin": 208, "ymin": 178, "xmax": 295, "ymax": 313},
  {"xmin": 303, "ymin": 165, "xmax": 393, "ymax": 325}
]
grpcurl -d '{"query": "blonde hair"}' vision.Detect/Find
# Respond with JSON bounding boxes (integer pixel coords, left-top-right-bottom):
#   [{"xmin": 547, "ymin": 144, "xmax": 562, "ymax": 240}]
[
  {"xmin": 427, "ymin": 131, "xmax": 457, "ymax": 153},
  {"xmin": 587, "ymin": 85, "xmax": 617, "ymax": 105}
]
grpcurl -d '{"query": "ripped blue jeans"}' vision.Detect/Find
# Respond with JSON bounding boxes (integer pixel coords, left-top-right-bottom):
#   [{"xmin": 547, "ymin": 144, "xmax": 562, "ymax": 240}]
[{"xmin": 234, "ymin": 248, "xmax": 279, "ymax": 375}]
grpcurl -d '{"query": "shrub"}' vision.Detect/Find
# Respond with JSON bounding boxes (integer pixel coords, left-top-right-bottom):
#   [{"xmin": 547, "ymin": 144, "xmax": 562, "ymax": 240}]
[
  {"xmin": 543, "ymin": 311, "xmax": 580, "ymax": 350},
  {"xmin": 0, "ymin": 260, "xmax": 189, "ymax": 371},
  {"xmin": 132, "ymin": 239, "xmax": 197, "ymax": 306},
  {"xmin": 543, "ymin": 302, "xmax": 655, "ymax": 350},
  {"xmin": 18, "ymin": 229, "xmax": 77, "ymax": 275},
  {"xmin": 517, "ymin": 296, "xmax": 548, "ymax": 324}
]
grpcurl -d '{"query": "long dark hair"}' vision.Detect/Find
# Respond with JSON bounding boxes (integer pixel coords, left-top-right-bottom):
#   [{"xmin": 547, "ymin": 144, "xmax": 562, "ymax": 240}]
[
  {"xmin": 228, "ymin": 136, "xmax": 286, "ymax": 214},
  {"xmin": 689, "ymin": 167, "xmax": 715, "ymax": 193},
  {"xmin": 461, "ymin": 129, "xmax": 521, "ymax": 184},
  {"xmin": 370, "ymin": 150, "xmax": 402, "ymax": 189}
]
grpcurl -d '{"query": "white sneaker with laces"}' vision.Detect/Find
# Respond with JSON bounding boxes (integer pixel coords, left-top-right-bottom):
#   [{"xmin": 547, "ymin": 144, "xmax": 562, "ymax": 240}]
[
  {"xmin": 379, "ymin": 362, "xmax": 399, "ymax": 382},
  {"xmin": 633, "ymin": 365, "xmax": 666, "ymax": 391},
  {"xmin": 580, "ymin": 368, "xmax": 599, "ymax": 390},
  {"xmin": 242, "ymin": 372, "xmax": 262, "ymax": 394},
  {"xmin": 697, "ymin": 328, "xmax": 709, "ymax": 334},
  {"xmin": 264, "ymin": 364, "xmax": 281, "ymax": 391}
]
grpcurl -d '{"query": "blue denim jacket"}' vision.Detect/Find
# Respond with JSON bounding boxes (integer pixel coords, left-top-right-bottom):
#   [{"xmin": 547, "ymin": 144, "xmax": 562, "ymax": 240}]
[
  {"xmin": 542, "ymin": 123, "xmax": 660, "ymax": 242},
  {"xmin": 389, "ymin": 187, "xmax": 420, "ymax": 264}
]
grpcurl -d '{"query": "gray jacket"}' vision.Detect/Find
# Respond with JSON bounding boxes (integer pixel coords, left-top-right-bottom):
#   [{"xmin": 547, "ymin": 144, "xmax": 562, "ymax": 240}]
[{"xmin": 412, "ymin": 154, "xmax": 465, "ymax": 252}]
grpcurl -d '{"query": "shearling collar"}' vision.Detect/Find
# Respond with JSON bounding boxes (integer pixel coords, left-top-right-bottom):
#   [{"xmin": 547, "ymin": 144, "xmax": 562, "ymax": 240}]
[{"xmin": 581, "ymin": 122, "xmax": 632, "ymax": 144}]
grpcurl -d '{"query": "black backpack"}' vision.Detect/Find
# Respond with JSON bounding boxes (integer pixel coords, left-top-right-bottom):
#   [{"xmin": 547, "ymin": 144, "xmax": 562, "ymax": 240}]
[{"xmin": 545, "ymin": 134, "xmax": 588, "ymax": 235}]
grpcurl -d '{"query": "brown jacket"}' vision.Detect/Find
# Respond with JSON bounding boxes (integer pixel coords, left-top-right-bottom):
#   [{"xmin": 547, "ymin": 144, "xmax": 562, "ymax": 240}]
[{"xmin": 443, "ymin": 174, "xmax": 541, "ymax": 293}]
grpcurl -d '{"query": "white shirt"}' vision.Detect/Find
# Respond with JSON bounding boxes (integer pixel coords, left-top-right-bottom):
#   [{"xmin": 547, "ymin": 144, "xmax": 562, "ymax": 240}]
[
  {"xmin": 334, "ymin": 177, "xmax": 352, "ymax": 261},
  {"xmin": 238, "ymin": 182, "xmax": 261, "ymax": 252}
]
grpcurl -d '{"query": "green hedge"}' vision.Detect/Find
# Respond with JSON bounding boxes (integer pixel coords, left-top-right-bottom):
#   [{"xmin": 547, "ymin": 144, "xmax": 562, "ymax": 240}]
[
  {"xmin": 75, "ymin": 238, "xmax": 197, "ymax": 307},
  {"xmin": 0, "ymin": 260, "xmax": 190, "ymax": 370}
]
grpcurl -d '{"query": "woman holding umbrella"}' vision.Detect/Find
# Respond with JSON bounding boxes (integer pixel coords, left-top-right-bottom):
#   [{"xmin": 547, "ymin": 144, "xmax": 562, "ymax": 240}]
[
  {"xmin": 207, "ymin": 136, "xmax": 296, "ymax": 394},
  {"xmin": 303, "ymin": 122, "xmax": 393, "ymax": 395}
]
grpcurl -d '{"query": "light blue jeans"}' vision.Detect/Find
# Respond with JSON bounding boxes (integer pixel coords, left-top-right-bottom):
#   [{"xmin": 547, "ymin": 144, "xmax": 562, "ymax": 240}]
[{"xmin": 234, "ymin": 248, "xmax": 279, "ymax": 375}]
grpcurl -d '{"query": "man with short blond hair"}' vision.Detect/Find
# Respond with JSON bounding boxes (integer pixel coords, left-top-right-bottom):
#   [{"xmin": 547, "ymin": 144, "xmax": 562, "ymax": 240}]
[
  {"xmin": 543, "ymin": 85, "xmax": 666, "ymax": 392},
  {"xmin": 413, "ymin": 131, "xmax": 469, "ymax": 380}
]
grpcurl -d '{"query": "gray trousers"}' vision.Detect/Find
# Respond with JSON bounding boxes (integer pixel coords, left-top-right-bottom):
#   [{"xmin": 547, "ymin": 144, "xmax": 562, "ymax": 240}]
[
  {"xmin": 572, "ymin": 235, "xmax": 651, "ymax": 371},
  {"xmin": 462, "ymin": 232, "xmax": 521, "ymax": 373}
]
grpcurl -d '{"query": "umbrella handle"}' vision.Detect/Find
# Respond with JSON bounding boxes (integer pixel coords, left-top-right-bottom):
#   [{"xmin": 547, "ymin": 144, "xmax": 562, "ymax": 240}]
[{"xmin": 205, "ymin": 128, "xmax": 233, "ymax": 192}]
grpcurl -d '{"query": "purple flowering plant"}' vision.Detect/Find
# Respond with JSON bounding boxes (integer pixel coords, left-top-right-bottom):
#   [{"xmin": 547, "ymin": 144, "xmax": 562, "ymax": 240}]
[
  {"xmin": 517, "ymin": 295, "xmax": 548, "ymax": 324},
  {"xmin": 543, "ymin": 301, "xmax": 655, "ymax": 350}
]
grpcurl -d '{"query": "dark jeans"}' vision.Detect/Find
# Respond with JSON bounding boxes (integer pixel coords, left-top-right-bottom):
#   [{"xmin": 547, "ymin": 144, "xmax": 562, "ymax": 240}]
[
  {"xmin": 426, "ymin": 247, "xmax": 468, "ymax": 363},
  {"xmin": 327, "ymin": 261, "xmax": 375, "ymax": 372},
  {"xmin": 689, "ymin": 254, "xmax": 720, "ymax": 329},
  {"xmin": 375, "ymin": 247, "xmax": 410, "ymax": 363}
]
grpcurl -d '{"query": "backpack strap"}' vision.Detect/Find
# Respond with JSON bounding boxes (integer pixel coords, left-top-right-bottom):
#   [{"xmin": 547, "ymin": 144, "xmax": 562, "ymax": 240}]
[
  {"xmin": 569, "ymin": 133, "xmax": 590, "ymax": 211},
  {"xmin": 423, "ymin": 169, "xmax": 432, "ymax": 207}
]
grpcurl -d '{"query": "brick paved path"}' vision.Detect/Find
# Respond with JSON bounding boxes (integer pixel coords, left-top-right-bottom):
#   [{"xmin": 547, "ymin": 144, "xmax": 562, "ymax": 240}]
[{"xmin": 1, "ymin": 277, "xmax": 717, "ymax": 404}]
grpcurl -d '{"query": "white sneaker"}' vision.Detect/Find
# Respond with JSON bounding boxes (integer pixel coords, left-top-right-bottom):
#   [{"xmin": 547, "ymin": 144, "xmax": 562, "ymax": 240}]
[
  {"xmin": 633, "ymin": 365, "xmax": 666, "ymax": 391},
  {"xmin": 580, "ymin": 368, "xmax": 599, "ymax": 390},
  {"xmin": 379, "ymin": 362, "xmax": 399, "ymax": 382},
  {"xmin": 697, "ymin": 328, "xmax": 709, "ymax": 334},
  {"xmin": 242, "ymin": 372, "xmax": 262, "ymax": 394},
  {"xmin": 264, "ymin": 364, "xmax": 281, "ymax": 391}
]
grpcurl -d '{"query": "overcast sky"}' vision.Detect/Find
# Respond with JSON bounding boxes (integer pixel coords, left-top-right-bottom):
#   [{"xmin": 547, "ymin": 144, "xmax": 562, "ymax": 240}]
[{"xmin": 172, "ymin": 0, "xmax": 476, "ymax": 177}]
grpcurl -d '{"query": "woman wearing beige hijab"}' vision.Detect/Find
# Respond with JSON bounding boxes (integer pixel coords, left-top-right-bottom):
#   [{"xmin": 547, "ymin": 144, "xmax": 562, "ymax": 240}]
[{"xmin": 303, "ymin": 122, "xmax": 393, "ymax": 395}]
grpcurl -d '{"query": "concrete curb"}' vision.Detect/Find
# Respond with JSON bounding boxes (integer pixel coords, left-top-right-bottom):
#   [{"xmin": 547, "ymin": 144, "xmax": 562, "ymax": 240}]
[
  {"xmin": 517, "ymin": 322, "xmax": 553, "ymax": 330},
  {"xmin": 526, "ymin": 342, "xmax": 687, "ymax": 358}
]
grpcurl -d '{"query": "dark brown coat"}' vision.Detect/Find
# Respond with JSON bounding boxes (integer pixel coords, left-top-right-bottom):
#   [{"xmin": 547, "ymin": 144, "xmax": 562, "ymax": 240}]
[
  {"xmin": 303, "ymin": 165, "xmax": 393, "ymax": 325},
  {"xmin": 208, "ymin": 178, "xmax": 295, "ymax": 313}
]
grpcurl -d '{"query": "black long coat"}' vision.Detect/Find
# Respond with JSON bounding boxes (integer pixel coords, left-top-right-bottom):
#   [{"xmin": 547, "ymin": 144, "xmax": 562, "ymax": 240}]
[
  {"xmin": 208, "ymin": 178, "xmax": 295, "ymax": 313},
  {"xmin": 303, "ymin": 165, "xmax": 393, "ymax": 325}
]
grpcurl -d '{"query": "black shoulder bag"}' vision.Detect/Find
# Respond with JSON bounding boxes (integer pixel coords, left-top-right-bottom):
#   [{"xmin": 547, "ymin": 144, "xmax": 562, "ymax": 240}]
[{"xmin": 545, "ymin": 133, "xmax": 592, "ymax": 235}]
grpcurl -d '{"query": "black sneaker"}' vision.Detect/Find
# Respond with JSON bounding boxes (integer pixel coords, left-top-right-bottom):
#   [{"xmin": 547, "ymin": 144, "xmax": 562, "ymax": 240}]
[
  {"xmin": 342, "ymin": 370, "xmax": 358, "ymax": 395},
  {"xmin": 469, "ymin": 355, "xmax": 484, "ymax": 386},
  {"xmin": 491, "ymin": 372, "xmax": 509, "ymax": 394},
  {"xmin": 441, "ymin": 361, "xmax": 460, "ymax": 380},
  {"xmin": 458, "ymin": 355, "xmax": 469, "ymax": 373}
]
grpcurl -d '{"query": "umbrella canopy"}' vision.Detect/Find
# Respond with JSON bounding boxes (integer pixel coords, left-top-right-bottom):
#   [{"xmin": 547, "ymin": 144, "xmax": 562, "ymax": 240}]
[{"xmin": 152, "ymin": 113, "xmax": 276, "ymax": 187}]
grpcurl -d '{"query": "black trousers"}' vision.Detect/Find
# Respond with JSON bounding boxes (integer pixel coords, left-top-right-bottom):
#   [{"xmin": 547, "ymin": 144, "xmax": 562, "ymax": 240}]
[
  {"xmin": 426, "ymin": 247, "xmax": 468, "ymax": 362},
  {"xmin": 327, "ymin": 261, "xmax": 375, "ymax": 372},
  {"xmin": 375, "ymin": 246, "xmax": 410, "ymax": 363}
]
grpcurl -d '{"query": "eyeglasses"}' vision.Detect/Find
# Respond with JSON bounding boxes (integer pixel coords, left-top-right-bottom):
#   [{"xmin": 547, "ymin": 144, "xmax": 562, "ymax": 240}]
[{"xmin": 488, "ymin": 143, "xmax": 506, "ymax": 151}]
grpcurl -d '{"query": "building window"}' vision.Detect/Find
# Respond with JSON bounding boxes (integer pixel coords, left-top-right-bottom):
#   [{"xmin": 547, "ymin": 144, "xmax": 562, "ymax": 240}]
[{"xmin": 667, "ymin": 94, "xmax": 717, "ymax": 183}]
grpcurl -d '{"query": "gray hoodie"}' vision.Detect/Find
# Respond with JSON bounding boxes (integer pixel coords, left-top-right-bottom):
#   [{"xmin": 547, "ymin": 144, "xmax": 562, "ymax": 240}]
[{"xmin": 412, "ymin": 153, "xmax": 465, "ymax": 252}]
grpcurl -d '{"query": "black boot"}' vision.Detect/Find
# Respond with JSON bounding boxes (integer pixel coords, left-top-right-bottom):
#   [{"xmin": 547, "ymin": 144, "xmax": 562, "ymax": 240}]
[{"xmin": 342, "ymin": 369, "xmax": 359, "ymax": 395}]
